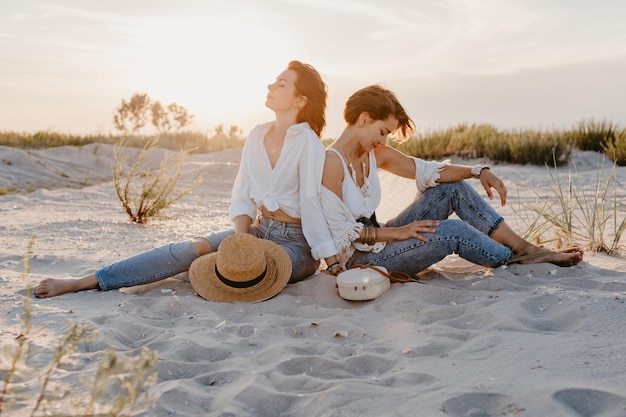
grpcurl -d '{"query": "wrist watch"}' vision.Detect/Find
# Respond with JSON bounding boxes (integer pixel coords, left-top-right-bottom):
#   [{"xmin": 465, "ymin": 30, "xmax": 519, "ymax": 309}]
[{"xmin": 471, "ymin": 164, "xmax": 490, "ymax": 179}]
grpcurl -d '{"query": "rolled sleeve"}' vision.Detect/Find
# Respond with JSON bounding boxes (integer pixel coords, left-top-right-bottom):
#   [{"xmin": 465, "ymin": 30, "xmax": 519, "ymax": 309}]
[
  {"xmin": 228, "ymin": 144, "xmax": 257, "ymax": 221},
  {"xmin": 299, "ymin": 139, "xmax": 336, "ymax": 260},
  {"xmin": 413, "ymin": 157, "xmax": 449, "ymax": 196}
]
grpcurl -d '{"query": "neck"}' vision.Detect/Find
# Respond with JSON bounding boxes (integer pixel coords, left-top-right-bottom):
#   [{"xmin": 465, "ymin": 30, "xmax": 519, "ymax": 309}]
[
  {"xmin": 335, "ymin": 127, "xmax": 364, "ymax": 160},
  {"xmin": 273, "ymin": 110, "xmax": 299, "ymax": 133}
]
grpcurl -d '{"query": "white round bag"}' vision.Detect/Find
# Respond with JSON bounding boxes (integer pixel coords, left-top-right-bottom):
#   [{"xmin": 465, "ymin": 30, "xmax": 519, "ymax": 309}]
[{"xmin": 336, "ymin": 265, "xmax": 391, "ymax": 301}]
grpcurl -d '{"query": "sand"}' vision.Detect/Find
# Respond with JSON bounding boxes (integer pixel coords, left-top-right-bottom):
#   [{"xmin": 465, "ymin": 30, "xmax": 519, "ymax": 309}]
[{"xmin": 1, "ymin": 143, "xmax": 626, "ymax": 416}]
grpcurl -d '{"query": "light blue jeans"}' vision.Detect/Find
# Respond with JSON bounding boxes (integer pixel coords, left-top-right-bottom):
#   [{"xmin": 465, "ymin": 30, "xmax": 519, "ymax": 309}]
[
  {"xmin": 95, "ymin": 216, "xmax": 319, "ymax": 291},
  {"xmin": 347, "ymin": 182, "xmax": 512, "ymax": 275}
]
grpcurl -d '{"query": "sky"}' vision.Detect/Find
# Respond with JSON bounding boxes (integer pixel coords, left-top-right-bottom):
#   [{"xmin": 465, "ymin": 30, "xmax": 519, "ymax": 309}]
[{"xmin": 1, "ymin": 0, "xmax": 625, "ymax": 139}]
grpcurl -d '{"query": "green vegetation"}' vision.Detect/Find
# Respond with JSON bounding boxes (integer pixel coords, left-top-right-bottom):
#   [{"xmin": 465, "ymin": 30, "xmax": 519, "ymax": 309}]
[
  {"xmin": 2, "ymin": 118, "xmax": 624, "ymax": 165},
  {"xmin": 0, "ymin": 239, "xmax": 158, "ymax": 416},
  {"xmin": 517, "ymin": 154, "xmax": 626, "ymax": 256},
  {"xmin": 388, "ymin": 119, "xmax": 626, "ymax": 166},
  {"xmin": 0, "ymin": 128, "xmax": 245, "ymax": 154}
]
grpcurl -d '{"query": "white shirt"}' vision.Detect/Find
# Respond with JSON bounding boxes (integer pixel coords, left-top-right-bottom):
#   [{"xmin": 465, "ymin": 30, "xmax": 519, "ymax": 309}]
[
  {"xmin": 326, "ymin": 148, "xmax": 381, "ymax": 219},
  {"xmin": 229, "ymin": 121, "xmax": 336, "ymax": 260}
]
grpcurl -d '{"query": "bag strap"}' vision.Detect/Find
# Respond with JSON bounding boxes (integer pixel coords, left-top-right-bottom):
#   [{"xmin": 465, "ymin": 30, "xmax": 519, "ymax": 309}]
[{"xmin": 348, "ymin": 264, "xmax": 420, "ymax": 283}]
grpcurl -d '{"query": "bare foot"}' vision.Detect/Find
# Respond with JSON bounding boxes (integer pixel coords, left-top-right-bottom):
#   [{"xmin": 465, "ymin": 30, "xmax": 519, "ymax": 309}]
[
  {"xmin": 513, "ymin": 246, "xmax": 584, "ymax": 267},
  {"xmin": 34, "ymin": 275, "xmax": 99, "ymax": 298}
]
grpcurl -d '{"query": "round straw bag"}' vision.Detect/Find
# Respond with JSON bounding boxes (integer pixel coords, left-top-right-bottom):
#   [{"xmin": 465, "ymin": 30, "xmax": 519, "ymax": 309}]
[{"xmin": 336, "ymin": 264, "xmax": 414, "ymax": 301}]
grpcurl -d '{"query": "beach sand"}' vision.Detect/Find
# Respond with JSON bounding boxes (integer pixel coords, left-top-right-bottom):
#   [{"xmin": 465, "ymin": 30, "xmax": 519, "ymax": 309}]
[{"xmin": 1, "ymin": 143, "xmax": 626, "ymax": 416}]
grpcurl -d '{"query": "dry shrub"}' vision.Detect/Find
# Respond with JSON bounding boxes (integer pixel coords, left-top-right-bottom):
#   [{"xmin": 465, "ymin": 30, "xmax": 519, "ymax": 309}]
[{"xmin": 113, "ymin": 137, "xmax": 201, "ymax": 224}]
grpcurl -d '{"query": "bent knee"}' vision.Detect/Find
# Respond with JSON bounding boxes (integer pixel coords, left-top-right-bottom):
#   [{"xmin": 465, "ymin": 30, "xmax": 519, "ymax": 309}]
[{"xmin": 192, "ymin": 237, "xmax": 214, "ymax": 255}]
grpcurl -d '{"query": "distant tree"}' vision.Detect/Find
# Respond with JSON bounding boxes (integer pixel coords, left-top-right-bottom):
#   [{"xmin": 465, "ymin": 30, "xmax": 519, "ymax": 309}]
[
  {"xmin": 150, "ymin": 101, "xmax": 172, "ymax": 134},
  {"xmin": 113, "ymin": 93, "xmax": 195, "ymax": 134},
  {"xmin": 113, "ymin": 93, "xmax": 151, "ymax": 134},
  {"xmin": 167, "ymin": 103, "xmax": 194, "ymax": 131},
  {"xmin": 212, "ymin": 124, "xmax": 243, "ymax": 141}
]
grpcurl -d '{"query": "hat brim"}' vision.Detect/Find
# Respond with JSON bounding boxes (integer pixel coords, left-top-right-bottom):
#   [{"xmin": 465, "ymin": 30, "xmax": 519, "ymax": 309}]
[{"xmin": 189, "ymin": 239, "xmax": 292, "ymax": 303}]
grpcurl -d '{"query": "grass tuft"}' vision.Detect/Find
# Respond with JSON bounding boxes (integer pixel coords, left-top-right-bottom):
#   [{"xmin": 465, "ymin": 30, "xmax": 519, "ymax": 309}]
[{"xmin": 0, "ymin": 240, "xmax": 159, "ymax": 416}]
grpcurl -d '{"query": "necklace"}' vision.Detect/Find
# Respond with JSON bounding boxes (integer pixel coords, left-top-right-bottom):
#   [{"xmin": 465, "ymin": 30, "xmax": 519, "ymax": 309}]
[{"xmin": 339, "ymin": 145, "xmax": 370, "ymax": 204}]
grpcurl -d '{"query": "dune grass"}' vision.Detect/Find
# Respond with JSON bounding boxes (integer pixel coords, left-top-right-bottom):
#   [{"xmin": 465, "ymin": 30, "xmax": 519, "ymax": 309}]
[
  {"xmin": 389, "ymin": 119, "xmax": 625, "ymax": 166},
  {"xmin": 2, "ymin": 119, "xmax": 625, "ymax": 166},
  {"xmin": 511, "ymin": 153, "xmax": 625, "ymax": 256},
  {"xmin": 0, "ymin": 239, "xmax": 158, "ymax": 416},
  {"xmin": 0, "ymin": 129, "xmax": 245, "ymax": 154}
]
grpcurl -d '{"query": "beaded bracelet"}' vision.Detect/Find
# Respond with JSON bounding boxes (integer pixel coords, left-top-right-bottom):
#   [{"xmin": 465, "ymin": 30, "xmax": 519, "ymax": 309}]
[{"xmin": 326, "ymin": 262, "xmax": 340, "ymax": 271}]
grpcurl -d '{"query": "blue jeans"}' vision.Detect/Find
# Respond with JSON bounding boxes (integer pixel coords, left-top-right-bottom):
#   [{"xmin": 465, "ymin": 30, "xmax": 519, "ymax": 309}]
[
  {"xmin": 95, "ymin": 216, "xmax": 319, "ymax": 290},
  {"xmin": 347, "ymin": 182, "xmax": 512, "ymax": 275}
]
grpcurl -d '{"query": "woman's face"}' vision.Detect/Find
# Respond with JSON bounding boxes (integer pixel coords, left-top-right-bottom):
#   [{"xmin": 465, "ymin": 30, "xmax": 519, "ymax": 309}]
[
  {"xmin": 361, "ymin": 115, "xmax": 399, "ymax": 151},
  {"xmin": 266, "ymin": 69, "xmax": 301, "ymax": 113}
]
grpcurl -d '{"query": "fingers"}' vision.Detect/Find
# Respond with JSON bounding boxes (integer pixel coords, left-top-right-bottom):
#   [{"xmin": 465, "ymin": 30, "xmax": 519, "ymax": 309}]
[
  {"xmin": 410, "ymin": 220, "xmax": 439, "ymax": 241},
  {"xmin": 481, "ymin": 172, "xmax": 508, "ymax": 207}
]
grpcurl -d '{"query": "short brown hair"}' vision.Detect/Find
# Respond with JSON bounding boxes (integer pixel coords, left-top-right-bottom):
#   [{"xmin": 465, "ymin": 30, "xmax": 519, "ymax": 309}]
[{"xmin": 343, "ymin": 85, "xmax": 415, "ymax": 138}]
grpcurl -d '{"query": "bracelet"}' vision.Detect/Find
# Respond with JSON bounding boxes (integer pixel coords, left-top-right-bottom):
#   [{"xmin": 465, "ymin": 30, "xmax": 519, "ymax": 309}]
[
  {"xmin": 326, "ymin": 262, "xmax": 340, "ymax": 271},
  {"xmin": 365, "ymin": 227, "xmax": 377, "ymax": 246}
]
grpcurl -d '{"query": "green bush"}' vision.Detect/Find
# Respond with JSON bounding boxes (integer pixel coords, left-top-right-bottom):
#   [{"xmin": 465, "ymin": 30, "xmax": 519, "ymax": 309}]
[
  {"xmin": 483, "ymin": 130, "xmax": 571, "ymax": 166},
  {"xmin": 571, "ymin": 119, "xmax": 618, "ymax": 152}
]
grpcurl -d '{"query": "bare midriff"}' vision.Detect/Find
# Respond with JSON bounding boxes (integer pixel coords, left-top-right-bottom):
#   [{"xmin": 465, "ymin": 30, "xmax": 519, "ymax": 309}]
[{"xmin": 260, "ymin": 206, "xmax": 301, "ymax": 225}]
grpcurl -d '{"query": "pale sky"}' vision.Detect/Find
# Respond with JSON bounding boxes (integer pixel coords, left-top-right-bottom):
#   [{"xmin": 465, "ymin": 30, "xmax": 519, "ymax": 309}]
[{"xmin": 1, "ymin": 0, "xmax": 625, "ymax": 139}]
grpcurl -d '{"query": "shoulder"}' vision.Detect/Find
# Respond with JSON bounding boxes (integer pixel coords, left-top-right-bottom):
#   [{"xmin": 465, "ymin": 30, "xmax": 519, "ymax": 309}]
[
  {"xmin": 323, "ymin": 148, "xmax": 343, "ymax": 172},
  {"xmin": 322, "ymin": 148, "xmax": 344, "ymax": 186},
  {"xmin": 289, "ymin": 123, "xmax": 325, "ymax": 154},
  {"xmin": 248, "ymin": 121, "xmax": 273, "ymax": 139},
  {"xmin": 289, "ymin": 122, "xmax": 320, "ymax": 141}
]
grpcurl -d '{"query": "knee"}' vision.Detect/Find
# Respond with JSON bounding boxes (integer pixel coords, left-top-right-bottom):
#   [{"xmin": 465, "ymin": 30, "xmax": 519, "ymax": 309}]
[{"xmin": 192, "ymin": 237, "xmax": 213, "ymax": 255}]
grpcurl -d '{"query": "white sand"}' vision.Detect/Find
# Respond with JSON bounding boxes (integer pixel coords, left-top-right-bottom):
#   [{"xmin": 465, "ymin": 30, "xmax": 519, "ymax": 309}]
[{"xmin": 1, "ymin": 143, "xmax": 626, "ymax": 416}]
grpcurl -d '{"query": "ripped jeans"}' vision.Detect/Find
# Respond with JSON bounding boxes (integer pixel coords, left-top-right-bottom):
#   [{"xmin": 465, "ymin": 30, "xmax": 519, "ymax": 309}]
[
  {"xmin": 347, "ymin": 181, "xmax": 512, "ymax": 276},
  {"xmin": 95, "ymin": 216, "xmax": 319, "ymax": 290}
]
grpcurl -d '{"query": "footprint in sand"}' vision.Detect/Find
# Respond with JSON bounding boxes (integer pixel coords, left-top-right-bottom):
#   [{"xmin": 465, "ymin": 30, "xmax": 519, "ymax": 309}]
[
  {"xmin": 442, "ymin": 392, "xmax": 525, "ymax": 416},
  {"xmin": 553, "ymin": 388, "xmax": 626, "ymax": 417}
]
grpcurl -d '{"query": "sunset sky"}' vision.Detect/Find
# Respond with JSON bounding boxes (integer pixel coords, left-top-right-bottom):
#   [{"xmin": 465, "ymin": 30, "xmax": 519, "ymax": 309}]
[{"xmin": 1, "ymin": 0, "xmax": 625, "ymax": 139}]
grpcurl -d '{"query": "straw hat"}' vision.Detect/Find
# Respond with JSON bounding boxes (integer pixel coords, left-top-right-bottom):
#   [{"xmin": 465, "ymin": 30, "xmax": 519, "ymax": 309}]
[{"xmin": 189, "ymin": 233, "xmax": 292, "ymax": 303}]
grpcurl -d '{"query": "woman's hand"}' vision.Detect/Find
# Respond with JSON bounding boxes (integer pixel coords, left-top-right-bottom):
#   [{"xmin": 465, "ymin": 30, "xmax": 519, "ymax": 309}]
[
  {"xmin": 393, "ymin": 220, "xmax": 439, "ymax": 242},
  {"xmin": 479, "ymin": 170, "xmax": 507, "ymax": 207},
  {"xmin": 323, "ymin": 256, "xmax": 343, "ymax": 276}
]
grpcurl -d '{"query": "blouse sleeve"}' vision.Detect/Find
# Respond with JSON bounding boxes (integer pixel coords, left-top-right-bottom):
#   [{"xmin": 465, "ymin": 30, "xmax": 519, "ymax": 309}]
[
  {"xmin": 298, "ymin": 137, "xmax": 338, "ymax": 260},
  {"xmin": 319, "ymin": 185, "xmax": 363, "ymax": 253},
  {"xmin": 413, "ymin": 157, "xmax": 450, "ymax": 197},
  {"xmin": 228, "ymin": 138, "xmax": 257, "ymax": 221}
]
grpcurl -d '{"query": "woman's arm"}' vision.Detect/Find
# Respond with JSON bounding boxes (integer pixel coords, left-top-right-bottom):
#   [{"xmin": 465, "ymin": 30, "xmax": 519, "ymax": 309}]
[
  {"xmin": 374, "ymin": 145, "xmax": 507, "ymax": 206},
  {"xmin": 232, "ymin": 215, "xmax": 253, "ymax": 234}
]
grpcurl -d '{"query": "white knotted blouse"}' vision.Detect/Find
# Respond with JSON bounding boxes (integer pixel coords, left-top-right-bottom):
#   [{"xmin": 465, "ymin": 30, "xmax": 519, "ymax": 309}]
[{"xmin": 229, "ymin": 121, "xmax": 337, "ymax": 260}]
